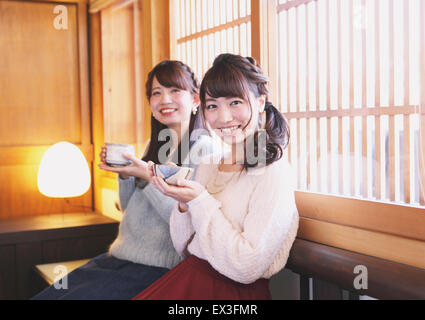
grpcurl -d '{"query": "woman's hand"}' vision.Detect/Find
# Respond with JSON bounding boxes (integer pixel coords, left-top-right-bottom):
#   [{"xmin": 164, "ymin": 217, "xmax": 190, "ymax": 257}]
[
  {"xmin": 150, "ymin": 173, "xmax": 205, "ymax": 205},
  {"xmin": 98, "ymin": 145, "xmax": 152, "ymax": 182}
]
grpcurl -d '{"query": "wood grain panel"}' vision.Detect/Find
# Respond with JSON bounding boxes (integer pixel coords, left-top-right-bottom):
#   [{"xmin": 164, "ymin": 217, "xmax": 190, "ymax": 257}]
[
  {"xmin": 0, "ymin": 245, "xmax": 16, "ymax": 300},
  {"xmin": 15, "ymin": 242, "xmax": 42, "ymax": 299},
  {"xmin": 42, "ymin": 235, "xmax": 116, "ymax": 262},
  {"xmin": 0, "ymin": 144, "xmax": 93, "ymax": 166},
  {"xmin": 0, "ymin": 0, "xmax": 92, "ymax": 219},
  {"xmin": 297, "ymin": 216, "xmax": 425, "ymax": 270},
  {"xmin": 295, "ymin": 190, "xmax": 425, "ymax": 241},
  {"xmin": 101, "ymin": 3, "xmax": 137, "ymax": 144},
  {"xmin": 0, "ymin": 1, "xmax": 81, "ymax": 146}
]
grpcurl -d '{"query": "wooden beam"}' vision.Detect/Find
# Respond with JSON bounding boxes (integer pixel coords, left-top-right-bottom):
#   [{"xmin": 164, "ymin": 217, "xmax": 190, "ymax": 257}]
[
  {"xmin": 283, "ymin": 104, "xmax": 425, "ymax": 120},
  {"xmin": 297, "ymin": 216, "xmax": 425, "ymax": 270},
  {"xmin": 89, "ymin": 12, "xmax": 104, "ymax": 213},
  {"xmin": 77, "ymin": 1, "xmax": 91, "ymax": 147},
  {"xmin": 295, "ymin": 191, "xmax": 425, "ymax": 242},
  {"xmin": 177, "ymin": 16, "xmax": 251, "ymax": 44},
  {"xmin": 89, "ymin": 0, "xmax": 129, "ymax": 13},
  {"xmin": 277, "ymin": 0, "xmax": 316, "ymax": 13}
]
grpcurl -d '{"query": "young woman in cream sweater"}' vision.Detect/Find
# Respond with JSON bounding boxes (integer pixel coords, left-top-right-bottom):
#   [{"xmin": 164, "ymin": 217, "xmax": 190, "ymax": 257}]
[{"xmin": 133, "ymin": 54, "xmax": 299, "ymax": 300}]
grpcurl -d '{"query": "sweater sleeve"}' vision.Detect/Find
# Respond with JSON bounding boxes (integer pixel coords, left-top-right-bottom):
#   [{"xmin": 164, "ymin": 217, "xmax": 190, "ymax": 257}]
[
  {"xmin": 187, "ymin": 160, "xmax": 298, "ymax": 284},
  {"xmin": 169, "ymin": 158, "xmax": 213, "ymax": 258},
  {"xmin": 118, "ymin": 140, "xmax": 151, "ymax": 212},
  {"xmin": 118, "ymin": 175, "xmax": 137, "ymax": 212},
  {"xmin": 169, "ymin": 203, "xmax": 196, "ymax": 258}
]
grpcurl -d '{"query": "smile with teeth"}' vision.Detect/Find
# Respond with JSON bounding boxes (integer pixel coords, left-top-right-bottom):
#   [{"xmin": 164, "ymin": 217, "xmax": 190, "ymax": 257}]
[
  {"xmin": 160, "ymin": 108, "xmax": 177, "ymax": 114},
  {"xmin": 219, "ymin": 125, "xmax": 240, "ymax": 134}
]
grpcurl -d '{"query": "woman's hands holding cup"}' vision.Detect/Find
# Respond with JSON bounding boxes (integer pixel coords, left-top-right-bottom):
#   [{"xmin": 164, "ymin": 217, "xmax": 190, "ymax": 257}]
[
  {"xmin": 98, "ymin": 144, "xmax": 153, "ymax": 182},
  {"xmin": 99, "ymin": 145, "xmax": 204, "ymax": 210},
  {"xmin": 150, "ymin": 162, "xmax": 205, "ymax": 211}
]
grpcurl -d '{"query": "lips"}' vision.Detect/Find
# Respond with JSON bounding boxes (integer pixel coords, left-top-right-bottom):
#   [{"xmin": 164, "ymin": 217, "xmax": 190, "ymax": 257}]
[
  {"xmin": 159, "ymin": 108, "xmax": 177, "ymax": 115},
  {"xmin": 219, "ymin": 125, "xmax": 241, "ymax": 134}
]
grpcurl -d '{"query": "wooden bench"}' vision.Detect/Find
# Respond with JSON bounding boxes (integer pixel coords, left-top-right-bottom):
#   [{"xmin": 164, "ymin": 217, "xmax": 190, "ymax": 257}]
[
  {"xmin": 285, "ymin": 239, "xmax": 425, "ymax": 300},
  {"xmin": 32, "ymin": 238, "xmax": 425, "ymax": 300}
]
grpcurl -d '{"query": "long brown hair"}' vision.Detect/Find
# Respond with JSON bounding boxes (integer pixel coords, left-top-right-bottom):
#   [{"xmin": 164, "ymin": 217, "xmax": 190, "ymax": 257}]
[
  {"xmin": 143, "ymin": 60, "xmax": 202, "ymax": 165},
  {"xmin": 199, "ymin": 54, "xmax": 290, "ymax": 169}
]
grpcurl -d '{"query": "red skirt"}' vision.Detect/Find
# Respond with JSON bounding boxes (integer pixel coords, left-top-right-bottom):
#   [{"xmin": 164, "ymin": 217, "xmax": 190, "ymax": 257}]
[{"xmin": 132, "ymin": 255, "xmax": 271, "ymax": 300}]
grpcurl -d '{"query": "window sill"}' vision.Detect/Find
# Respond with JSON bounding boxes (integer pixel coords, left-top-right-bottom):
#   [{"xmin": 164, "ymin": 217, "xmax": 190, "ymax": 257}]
[{"xmin": 294, "ymin": 191, "xmax": 425, "ymax": 270}]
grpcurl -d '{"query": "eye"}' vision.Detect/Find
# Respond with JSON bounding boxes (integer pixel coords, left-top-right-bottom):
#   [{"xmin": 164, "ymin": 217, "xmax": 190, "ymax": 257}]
[
  {"xmin": 152, "ymin": 91, "xmax": 160, "ymax": 96},
  {"xmin": 205, "ymin": 104, "xmax": 217, "ymax": 110},
  {"xmin": 171, "ymin": 88, "xmax": 181, "ymax": 93},
  {"xmin": 230, "ymin": 100, "xmax": 243, "ymax": 106}
]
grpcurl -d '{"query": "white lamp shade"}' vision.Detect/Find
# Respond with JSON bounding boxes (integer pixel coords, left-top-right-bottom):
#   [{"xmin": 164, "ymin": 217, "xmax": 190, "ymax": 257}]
[{"xmin": 37, "ymin": 142, "xmax": 91, "ymax": 198}]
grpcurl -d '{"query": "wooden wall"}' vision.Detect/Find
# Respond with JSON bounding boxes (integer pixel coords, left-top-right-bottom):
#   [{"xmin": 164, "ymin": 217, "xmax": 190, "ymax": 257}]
[
  {"xmin": 0, "ymin": 0, "xmax": 92, "ymax": 219},
  {"xmin": 0, "ymin": 0, "xmax": 170, "ymax": 220},
  {"xmin": 89, "ymin": 0, "xmax": 170, "ymax": 220}
]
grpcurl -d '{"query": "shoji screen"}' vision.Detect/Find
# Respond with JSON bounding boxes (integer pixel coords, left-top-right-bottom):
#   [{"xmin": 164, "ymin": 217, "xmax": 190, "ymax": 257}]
[
  {"xmin": 171, "ymin": 0, "xmax": 252, "ymax": 77},
  {"xmin": 276, "ymin": 0, "xmax": 425, "ymax": 207}
]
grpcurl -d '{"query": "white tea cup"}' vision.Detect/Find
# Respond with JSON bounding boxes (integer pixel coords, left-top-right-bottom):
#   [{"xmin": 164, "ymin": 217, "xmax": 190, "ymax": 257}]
[{"xmin": 105, "ymin": 143, "xmax": 135, "ymax": 167}]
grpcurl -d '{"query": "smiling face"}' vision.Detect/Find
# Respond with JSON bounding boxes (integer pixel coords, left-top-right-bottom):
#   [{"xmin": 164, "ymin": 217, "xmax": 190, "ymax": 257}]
[
  {"xmin": 203, "ymin": 91, "xmax": 265, "ymax": 145},
  {"xmin": 149, "ymin": 76, "xmax": 198, "ymax": 131}
]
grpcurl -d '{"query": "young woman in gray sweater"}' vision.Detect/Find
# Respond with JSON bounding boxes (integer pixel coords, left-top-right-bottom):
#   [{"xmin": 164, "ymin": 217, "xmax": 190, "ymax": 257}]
[{"xmin": 32, "ymin": 60, "xmax": 217, "ymax": 300}]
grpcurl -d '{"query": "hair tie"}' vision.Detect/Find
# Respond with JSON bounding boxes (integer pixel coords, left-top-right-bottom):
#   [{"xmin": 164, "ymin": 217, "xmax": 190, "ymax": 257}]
[
  {"xmin": 265, "ymin": 101, "xmax": 273, "ymax": 110},
  {"xmin": 245, "ymin": 56, "xmax": 256, "ymax": 65}
]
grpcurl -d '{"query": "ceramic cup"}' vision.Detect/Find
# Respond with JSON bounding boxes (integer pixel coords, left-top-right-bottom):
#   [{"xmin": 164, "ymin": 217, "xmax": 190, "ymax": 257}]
[
  {"xmin": 153, "ymin": 164, "xmax": 194, "ymax": 185},
  {"xmin": 105, "ymin": 143, "xmax": 135, "ymax": 167}
]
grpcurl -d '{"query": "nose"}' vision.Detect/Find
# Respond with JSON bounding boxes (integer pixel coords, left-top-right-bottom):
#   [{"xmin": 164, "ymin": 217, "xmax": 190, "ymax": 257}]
[
  {"xmin": 217, "ymin": 106, "xmax": 233, "ymax": 123},
  {"xmin": 160, "ymin": 92, "xmax": 172, "ymax": 103}
]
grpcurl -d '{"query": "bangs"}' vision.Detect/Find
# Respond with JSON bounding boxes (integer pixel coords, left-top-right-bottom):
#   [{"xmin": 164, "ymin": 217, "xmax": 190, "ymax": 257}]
[
  {"xmin": 155, "ymin": 66, "xmax": 191, "ymax": 92},
  {"xmin": 200, "ymin": 64, "xmax": 251, "ymax": 105},
  {"xmin": 146, "ymin": 60, "xmax": 198, "ymax": 99}
]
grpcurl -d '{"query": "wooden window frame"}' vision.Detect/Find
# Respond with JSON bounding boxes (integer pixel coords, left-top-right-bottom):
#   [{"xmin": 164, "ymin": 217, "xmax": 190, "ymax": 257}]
[{"xmin": 267, "ymin": 0, "xmax": 425, "ymax": 270}]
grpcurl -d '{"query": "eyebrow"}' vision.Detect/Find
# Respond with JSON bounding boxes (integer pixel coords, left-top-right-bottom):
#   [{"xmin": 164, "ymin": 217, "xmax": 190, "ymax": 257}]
[
  {"xmin": 152, "ymin": 87, "xmax": 161, "ymax": 91},
  {"xmin": 205, "ymin": 98, "xmax": 217, "ymax": 102}
]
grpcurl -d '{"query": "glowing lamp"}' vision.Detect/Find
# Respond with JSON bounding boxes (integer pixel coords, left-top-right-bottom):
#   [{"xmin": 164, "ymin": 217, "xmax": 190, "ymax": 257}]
[{"xmin": 37, "ymin": 142, "xmax": 91, "ymax": 198}]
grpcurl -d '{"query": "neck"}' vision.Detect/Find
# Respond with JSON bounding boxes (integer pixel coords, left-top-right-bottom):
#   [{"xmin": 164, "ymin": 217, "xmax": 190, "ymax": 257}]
[
  {"xmin": 168, "ymin": 119, "xmax": 190, "ymax": 150},
  {"xmin": 223, "ymin": 142, "xmax": 245, "ymax": 163},
  {"xmin": 219, "ymin": 142, "xmax": 245, "ymax": 171}
]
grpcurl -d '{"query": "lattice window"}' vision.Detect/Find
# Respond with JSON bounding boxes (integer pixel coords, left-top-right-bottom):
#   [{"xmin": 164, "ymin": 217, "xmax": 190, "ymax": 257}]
[
  {"xmin": 171, "ymin": 0, "xmax": 252, "ymax": 78},
  {"xmin": 276, "ymin": 0, "xmax": 425, "ymax": 207}
]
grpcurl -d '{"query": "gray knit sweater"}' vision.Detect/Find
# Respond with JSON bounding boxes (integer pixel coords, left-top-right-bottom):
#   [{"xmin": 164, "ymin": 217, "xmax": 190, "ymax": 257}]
[{"xmin": 109, "ymin": 135, "xmax": 218, "ymax": 269}]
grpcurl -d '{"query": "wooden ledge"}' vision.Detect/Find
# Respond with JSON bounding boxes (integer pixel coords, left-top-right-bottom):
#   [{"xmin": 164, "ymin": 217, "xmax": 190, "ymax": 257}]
[{"xmin": 0, "ymin": 212, "xmax": 119, "ymax": 246}]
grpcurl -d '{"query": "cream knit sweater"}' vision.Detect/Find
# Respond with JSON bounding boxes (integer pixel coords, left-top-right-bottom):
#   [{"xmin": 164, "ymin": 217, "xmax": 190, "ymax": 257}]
[{"xmin": 170, "ymin": 155, "xmax": 299, "ymax": 284}]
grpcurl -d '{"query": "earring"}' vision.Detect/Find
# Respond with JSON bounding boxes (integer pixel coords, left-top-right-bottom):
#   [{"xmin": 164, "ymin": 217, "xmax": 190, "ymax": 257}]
[{"xmin": 192, "ymin": 106, "xmax": 198, "ymax": 115}]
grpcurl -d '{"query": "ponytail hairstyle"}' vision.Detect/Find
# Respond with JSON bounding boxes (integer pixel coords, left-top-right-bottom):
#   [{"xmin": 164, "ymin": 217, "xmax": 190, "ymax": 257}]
[
  {"xmin": 143, "ymin": 60, "xmax": 202, "ymax": 165},
  {"xmin": 199, "ymin": 53, "xmax": 290, "ymax": 169}
]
